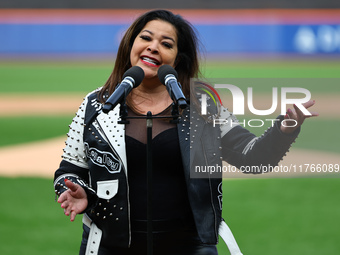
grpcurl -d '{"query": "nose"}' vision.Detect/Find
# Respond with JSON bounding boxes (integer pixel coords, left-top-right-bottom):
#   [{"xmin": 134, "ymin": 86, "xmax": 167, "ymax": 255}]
[{"xmin": 147, "ymin": 41, "xmax": 159, "ymax": 54}]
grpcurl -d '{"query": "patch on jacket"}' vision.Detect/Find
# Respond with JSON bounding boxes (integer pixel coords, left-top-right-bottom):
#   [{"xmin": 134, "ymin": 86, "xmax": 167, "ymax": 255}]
[{"xmin": 85, "ymin": 142, "xmax": 121, "ymax": 174}]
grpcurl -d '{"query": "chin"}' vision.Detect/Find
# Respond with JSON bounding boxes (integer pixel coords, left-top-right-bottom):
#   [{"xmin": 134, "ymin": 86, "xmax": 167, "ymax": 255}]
[{"xmin": 141, "ymin": 68, "xmax": 157, "ymax": 77}]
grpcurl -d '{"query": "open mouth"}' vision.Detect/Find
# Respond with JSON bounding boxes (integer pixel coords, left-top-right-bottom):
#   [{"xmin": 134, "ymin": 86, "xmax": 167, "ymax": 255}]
[{"xmin": 141, "ymin": 56, "xmax": 161, "ymax": 66}]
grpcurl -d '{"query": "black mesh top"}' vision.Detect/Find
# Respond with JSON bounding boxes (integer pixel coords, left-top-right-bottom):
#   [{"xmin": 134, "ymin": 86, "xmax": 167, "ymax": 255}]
[{"xmin": 125, "ymin": 106, "xmax": 195, "ymax": 232}]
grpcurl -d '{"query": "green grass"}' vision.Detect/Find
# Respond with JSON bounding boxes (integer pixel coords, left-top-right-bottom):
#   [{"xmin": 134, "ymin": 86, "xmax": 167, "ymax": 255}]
[
  {"xmin": 0, "ymin": 65, "xmax": 111, "ymax": 93},
  {"xmin": 202, "ymin": 59, "xmax": 340, "ymax": 79},
  {"xmin": 241, "ymin": 117, "xmax": 340, "ymax": 154},
  {"xmin": 0, "ymin": 115, "xmax": 73, "ymax": 146},
  {"xmin": 1, "ymin": 177, "xmax": 339, "ymax": 255},
  {"xmin": 284, "ymin": 118, "xmax": 340, "ymax": 153},
  {"xmin": 1, "ymin": 59, "xmax": 340, "ymax": 93},
  {"xmin": 0, "ymin": 177, "xmax": 83, "ymax": 255},
  {"xmin": 218, "ymin": 178, "xmax": 340, "ymax": 255}
]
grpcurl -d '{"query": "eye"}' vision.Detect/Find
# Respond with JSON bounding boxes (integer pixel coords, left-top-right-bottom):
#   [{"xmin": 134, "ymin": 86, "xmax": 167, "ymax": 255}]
[
  {"xmin": 140, "ymin": 35, "xmax": 151, "ymax": 41},
  {"xmin": 162, "ymin": 42, "xmax": 173, "ymax": 49}
]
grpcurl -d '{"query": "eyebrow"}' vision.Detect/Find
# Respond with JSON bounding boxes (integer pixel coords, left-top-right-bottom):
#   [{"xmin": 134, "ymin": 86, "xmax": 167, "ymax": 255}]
[{"xmin": 142, "ymin": 29, "xmax": 176, "ymax": 43}]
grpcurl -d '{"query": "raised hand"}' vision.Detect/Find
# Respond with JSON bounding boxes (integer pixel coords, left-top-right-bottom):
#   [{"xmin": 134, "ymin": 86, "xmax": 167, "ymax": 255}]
[
  {"xmin": 280, "ymin": 100, "xmax": 319, "ymax": 134},
  {"xmin": 57, "ymin": 179, "xmax": 88, "ymax": 222}
]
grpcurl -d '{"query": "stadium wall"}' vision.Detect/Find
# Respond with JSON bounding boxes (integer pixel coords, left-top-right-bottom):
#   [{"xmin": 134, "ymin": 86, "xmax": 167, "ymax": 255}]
[{"xmin": 1, "ymin": 9, "xmax": 340, "ymax": 56}]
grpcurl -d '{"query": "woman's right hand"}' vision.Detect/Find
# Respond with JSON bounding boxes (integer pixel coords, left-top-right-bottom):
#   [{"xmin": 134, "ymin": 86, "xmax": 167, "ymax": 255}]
[{"xmin": 57, "ymin": 179, "xmax": 88, "ymax": 222}]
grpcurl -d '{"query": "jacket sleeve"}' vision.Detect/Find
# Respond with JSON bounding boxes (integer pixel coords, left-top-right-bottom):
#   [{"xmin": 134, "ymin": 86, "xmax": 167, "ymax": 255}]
[
  {"xmin": 218, "ymin": 106, "xmax": 299, "ymax": 173},
  {"xmin": 53, "ymin": 93, "xmax": 98, "ymax": 209}
]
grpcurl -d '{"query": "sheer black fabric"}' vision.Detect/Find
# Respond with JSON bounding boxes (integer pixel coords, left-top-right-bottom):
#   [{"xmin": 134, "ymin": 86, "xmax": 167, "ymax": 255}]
[{"xmin": 125, "ymin": 106, "xmax": 194, "ymax": 228}]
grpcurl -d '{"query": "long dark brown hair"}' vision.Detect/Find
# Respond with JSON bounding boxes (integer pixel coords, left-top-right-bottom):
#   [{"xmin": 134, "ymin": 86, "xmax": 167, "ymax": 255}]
[{"xmin": 98, "ymin": 9, "xmax": 201, "ymax": 104}]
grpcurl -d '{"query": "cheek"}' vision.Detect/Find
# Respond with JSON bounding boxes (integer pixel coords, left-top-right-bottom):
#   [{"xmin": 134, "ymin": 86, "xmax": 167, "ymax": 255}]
[
  {"xmin": 168, "ymin": 48, "xmax": 178, "ymax": 65},
  {"xmin": 130, "ymin": 47, "xmax": 139, "ymax": 65},
  {"xmin": 166, "ymin": 52, "xmax": 178, "ymax": 67},
  {"xmin": 129, "ymin": 40, "xmax": 141, "ymax": 64}
]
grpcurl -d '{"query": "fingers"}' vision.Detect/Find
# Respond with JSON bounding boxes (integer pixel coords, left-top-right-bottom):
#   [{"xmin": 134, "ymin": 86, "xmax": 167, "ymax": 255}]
[
  {"xmin": 58, "ymin": 191, "xmax": 71, "ymax": 214},
  {"xmin": 285, "ymin": 108, "xmax": 294, "ymax": 118},
  {"xmin": 285, "ymin": 100, "xmax": 318, "ymax": 119},
  {"xmin": 302, "ymin": 99, "xmax": 316, "ymax": 109},
  {"xmin": 57, "ymin": 187, "xmax": 73, "ymax": 217},
  {"xmin": 64, "ymin": 179, "xmax": 78, "ymax": 192},
  {"xmin": 285, "ymin": 108, "xmax": 298, "ymax": 123},
  {"xmin": 63, "ymin": 207, "xmax": 73, "ymax": 220},
  {"xmin": 306, "ymin": 111, "xmax": 319, "ymax": 117},
  {"xmin": 64, "ymin": 208, "xmax": 77, "ymax": 221},
  {"xmin": 64, "ymin": 204, "xmax": 79, "ymax": 221},
  {"xmin": 297, "ymin": 100, "xmax": 318, "ymax": 115},
  {"xmin": 60, "ymin": 199, "xmax": 68, "ymax": 209},
  {"xmin": 302, "ymin": 100, "xmax": 319, "ymax": 117},
  {"xmin": 281, "ymin": 99, "xmax": 318, "ymax": 134},
  {"xmin": 61, "ymin": 198, "xmax": 77, "ymax": 221},
  {"xmin": 57, "ymin": 191, "xmax": 67, "ymax": 204},
  {"xmin": 70, "ymin": 210, "xmax": 77, "ymax": 222},
  {"xmin": 57, "ymin": 180, "xmax": 74, "ymax": 204},
  {"xmin": 293, "ymin": 102, "xmax": 319, "ymax": 118},
  {"xmin": 55, "ymin": 180, "xmax": 81, "ymax": 222}
]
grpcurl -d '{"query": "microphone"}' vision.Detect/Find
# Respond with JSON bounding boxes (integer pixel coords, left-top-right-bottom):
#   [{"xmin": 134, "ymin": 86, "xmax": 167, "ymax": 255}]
[
  {"xmin": 102, "ymin": 66, "xmax": 144, "ymax": 113},
  {"xmin": 157, "ymin": 65, "xmax": 187, "ymax": 109}
]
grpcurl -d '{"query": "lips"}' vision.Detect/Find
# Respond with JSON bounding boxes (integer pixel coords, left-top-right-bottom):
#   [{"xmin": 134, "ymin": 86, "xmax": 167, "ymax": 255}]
[{"xmin": 141, "ymin": 56, "xmax": 161, "ymax": 66}]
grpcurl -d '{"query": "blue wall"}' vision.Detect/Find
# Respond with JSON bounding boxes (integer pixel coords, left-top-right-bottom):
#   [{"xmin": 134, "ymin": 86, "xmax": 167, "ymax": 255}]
[
  {"xmin": 1, "ymin": 23, "xmax": 340, "ymax": 55},
  {"xmin": 0, "ymin": 24, "xmax": 128, "ymax": 53}
]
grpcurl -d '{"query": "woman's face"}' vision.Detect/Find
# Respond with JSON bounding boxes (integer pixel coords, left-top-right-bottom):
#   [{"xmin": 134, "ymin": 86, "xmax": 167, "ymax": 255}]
[{"xmin": 130, "ymin": 19, "xmax": 178, "ymax": 83}]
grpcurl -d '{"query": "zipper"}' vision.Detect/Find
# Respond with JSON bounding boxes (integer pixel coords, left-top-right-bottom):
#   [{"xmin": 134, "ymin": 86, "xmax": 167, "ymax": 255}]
[{"xmin": 201, "ymin": 141, "xmax": 219, "ymax": 242}]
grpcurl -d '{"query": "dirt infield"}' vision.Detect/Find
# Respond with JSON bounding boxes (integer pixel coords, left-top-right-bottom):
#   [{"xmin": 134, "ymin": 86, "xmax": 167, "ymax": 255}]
[
  {"xmin": 0, "ymin": 136, "xmax": 338, "ymax": 178},
  {"xmin": 0, "ymin": 136, "xmax": 65, "ymax": 178},
  {"xmin": 0, "ymin": 93, "xmax": 84, "ymax": 116},
  {"xmin": 0, "ymin": 93, "xmax": 338, "ymax": 178}
]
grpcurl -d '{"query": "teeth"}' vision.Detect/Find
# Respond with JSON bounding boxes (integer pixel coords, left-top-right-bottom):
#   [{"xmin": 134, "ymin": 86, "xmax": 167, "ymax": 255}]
[{"xmin": 142, "ymin": 57, "xmax": 159, "ymax": 65}]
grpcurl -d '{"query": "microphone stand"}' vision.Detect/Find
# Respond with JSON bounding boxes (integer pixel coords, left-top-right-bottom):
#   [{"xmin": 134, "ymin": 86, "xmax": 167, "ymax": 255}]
[
  {"xmin": 119, "ymin": 101, "xmax": 182, "ymax": 255},
  {"xmin": 146, "ymin": 111, "xmax": 153, "ymax": 255}
]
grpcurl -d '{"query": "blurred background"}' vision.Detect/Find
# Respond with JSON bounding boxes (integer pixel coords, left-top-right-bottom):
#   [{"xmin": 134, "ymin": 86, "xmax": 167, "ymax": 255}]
[
  {"xmin": 0, "ymin": 1, "xmax": 339, "ymax": 255},
  {"xmin": 1, "ymin": 2, "xmax": 340, "ymax": 57}
]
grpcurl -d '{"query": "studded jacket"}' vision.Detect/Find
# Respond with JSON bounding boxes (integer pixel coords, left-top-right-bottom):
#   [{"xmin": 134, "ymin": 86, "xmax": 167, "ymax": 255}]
[{"xmin": 54, "ymin": 89, "xmax": 299, "ymax": 248}]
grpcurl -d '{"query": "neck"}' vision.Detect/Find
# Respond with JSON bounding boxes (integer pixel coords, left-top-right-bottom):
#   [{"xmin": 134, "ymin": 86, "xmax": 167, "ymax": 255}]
[
  {"xmin": 137, "ymin": 81, "xmax": 166, "ymax": 94},
  {"xmin": 129, "ymin": 82, "xmax": 172, "ymax": 115}
]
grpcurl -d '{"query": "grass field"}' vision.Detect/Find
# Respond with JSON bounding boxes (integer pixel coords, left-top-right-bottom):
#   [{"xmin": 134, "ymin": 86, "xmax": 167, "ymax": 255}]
[
  {"xmin": 1, "ymin": 58, "xmax": 340, "ymax": 93},
  {"xmin": 0, "ymin": 58, "xmax": 339, "ymax": 254},
  {"xmin": 0, "ymin": 177, "xmax": 339, "ymax": 255}
]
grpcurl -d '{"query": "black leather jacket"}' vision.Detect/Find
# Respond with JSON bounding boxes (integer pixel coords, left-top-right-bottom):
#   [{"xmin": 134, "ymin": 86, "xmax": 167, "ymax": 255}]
[{"xmin": 54, "ymin": 89, "xmax": 299, "ymax": 247}]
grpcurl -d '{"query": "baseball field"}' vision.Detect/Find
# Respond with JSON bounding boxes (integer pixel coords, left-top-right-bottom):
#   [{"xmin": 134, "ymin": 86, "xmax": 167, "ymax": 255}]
[{"xmin": 0, "ymin": 57, "xmax": 339, "ymax": 254}]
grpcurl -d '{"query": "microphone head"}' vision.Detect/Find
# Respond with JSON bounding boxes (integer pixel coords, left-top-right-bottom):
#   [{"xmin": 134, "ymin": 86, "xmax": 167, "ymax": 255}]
[
  {"xmin": 123, "ymin": 66, "xmax": 145, "ymax": 88},
  {"xmin": 157, "ymin": 65, "xmax": 178, "ymax": 85}
]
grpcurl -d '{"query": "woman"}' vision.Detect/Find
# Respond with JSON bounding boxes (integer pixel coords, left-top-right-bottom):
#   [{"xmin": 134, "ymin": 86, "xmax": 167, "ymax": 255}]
[{"xmin": 54, "ymin": 9, "xmax": 317, "ymax": 255}]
